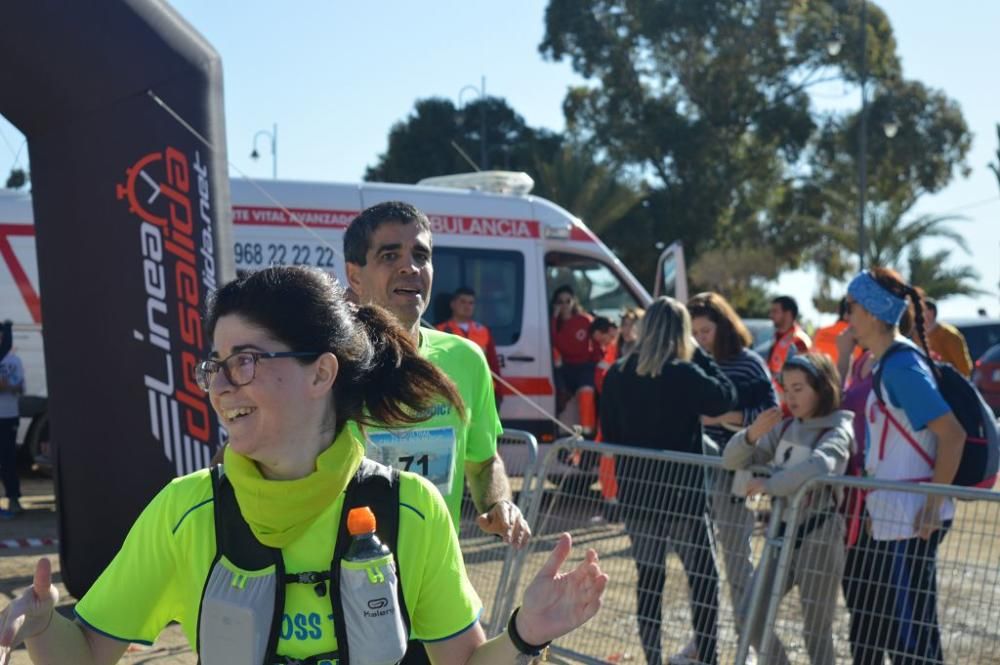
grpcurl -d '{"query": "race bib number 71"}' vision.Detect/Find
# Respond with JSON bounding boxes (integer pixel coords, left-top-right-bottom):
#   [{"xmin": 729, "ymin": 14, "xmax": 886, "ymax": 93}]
[{"xmin": 366, "ymin": 427, "xmax": 457, "ymax": 496}]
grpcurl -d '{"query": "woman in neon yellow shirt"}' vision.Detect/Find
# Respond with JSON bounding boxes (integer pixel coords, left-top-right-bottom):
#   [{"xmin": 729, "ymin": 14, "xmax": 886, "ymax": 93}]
[{"xmin": 0, "ymin": 266, "xmax": 607, "ymax": 665}]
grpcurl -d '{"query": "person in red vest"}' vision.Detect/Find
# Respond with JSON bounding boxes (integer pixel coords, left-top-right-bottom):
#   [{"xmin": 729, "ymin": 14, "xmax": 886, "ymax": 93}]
[
  {"xmin": 767, "ymin": 295, "xmax": 812, "ymax": 406},
  {"xmin": 551, "ymin": 285, "xmax": 602, "ymax": 434},
  {"xmin": 436, "ymin": 287, "xmax": 503, "ymax": 408},
  {"xmin": 551, "ymin": 286, "xmax": 600, "ymax": 389}
]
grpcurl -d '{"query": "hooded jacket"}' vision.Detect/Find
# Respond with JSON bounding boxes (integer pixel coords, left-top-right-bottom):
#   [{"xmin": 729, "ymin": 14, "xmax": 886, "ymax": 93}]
[{"xmin": 722, "ymin": 410, "xmax": 853, "ymax": 499}]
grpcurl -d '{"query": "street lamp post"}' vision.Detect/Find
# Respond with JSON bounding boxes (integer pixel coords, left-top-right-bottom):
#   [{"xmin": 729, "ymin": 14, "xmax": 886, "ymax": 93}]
[
  {"xmin": 857, "ymin": 0, "xmax": 868, "ymax": 271},
  {"xmin": 828, "ymin": 0, "xmax": 898, "ymax": 272},
  {"xmin": 458, "ymin": 76, "xmax": 488, "ymax": 170},
  {"xmin": 251, "ymin": 123, "xmax": 277, "ymax": 179}
]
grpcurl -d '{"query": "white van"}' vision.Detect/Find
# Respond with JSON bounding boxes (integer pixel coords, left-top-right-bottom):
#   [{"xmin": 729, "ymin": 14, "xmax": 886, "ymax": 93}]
[{"xmin": 0, "ymin": 172, "xmax": 687, "ymax": 470}]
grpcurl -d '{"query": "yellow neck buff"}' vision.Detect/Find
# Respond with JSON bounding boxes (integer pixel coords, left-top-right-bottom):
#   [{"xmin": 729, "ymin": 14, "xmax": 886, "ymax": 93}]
[{"xmin": 223, "ymin": 428, "xmax": 364, "ymax": 548}]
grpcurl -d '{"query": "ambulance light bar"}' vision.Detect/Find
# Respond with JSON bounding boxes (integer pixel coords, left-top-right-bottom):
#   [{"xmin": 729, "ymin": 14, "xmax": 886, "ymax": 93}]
[
  {"xmin": 418, "ymin": 171, "xmax": 535, "ymax": 196},
  {"xmin": 544, "ymin": 224, "xmax": 571, "ymax": 239}
]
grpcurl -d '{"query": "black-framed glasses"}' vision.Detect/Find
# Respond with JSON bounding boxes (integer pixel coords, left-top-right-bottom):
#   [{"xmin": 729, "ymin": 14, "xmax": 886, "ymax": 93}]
[{"xmin": 194, "ymin": 351, "xmax": 321, "ymax": 392}]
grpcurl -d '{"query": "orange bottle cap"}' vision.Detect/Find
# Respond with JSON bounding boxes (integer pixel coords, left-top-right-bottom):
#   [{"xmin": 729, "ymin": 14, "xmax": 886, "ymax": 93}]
[{"xmin": 347, "ymin": 506, "xmax": 377, "ymax": 536}]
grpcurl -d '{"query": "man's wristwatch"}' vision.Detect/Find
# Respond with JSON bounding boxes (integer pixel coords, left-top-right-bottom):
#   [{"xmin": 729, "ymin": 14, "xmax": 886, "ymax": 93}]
[{"xmin": 508, "ymin": 607, "xmax": 551, "ymax": 656}]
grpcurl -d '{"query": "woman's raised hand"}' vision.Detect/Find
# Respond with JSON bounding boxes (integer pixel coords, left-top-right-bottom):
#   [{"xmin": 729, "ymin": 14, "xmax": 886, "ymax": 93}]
[{"xmin": 0, "ymin": 558, "xmax": 58, "ymax": 665}]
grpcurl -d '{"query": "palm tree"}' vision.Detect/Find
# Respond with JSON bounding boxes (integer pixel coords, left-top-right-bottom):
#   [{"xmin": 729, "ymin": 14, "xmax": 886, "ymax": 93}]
[
  {"xmin": 531, "ymin": 145, "xmax": 644, "ymax": 234},
  {"xmin": 906, "ymin": 246, "xmax": 988, "ymax": 300},
  {"xmin": 863, "ymin": 198, "xmax": 969, "ymax": 270}
]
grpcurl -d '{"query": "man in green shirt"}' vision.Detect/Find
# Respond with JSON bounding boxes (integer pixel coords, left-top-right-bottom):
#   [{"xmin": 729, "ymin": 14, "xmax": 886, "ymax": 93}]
[{"xmin": 345, "ymin": 201, "xmax": 530, "ymax": 548}]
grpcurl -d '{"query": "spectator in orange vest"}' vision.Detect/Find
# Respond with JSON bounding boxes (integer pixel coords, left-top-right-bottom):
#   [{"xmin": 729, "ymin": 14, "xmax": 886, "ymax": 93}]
[
  {"xmin": 590, "ymin": 316, "xmax": 619, "ymax": 393},
  {"xmin": 812, "ymin": 297, "xmax": 860, "ymax": 365},
  {"xmin": 589, "ymin": 316, "xmax": 620, "ymax": 503},
  {"xmin": 921, "ymin": 299, "xmax": 973, "ymax": 377},
  {"xmin": 767, "ymin": 295, "xmax": 812, "ymax": 405},
  {"xmin": 436, "ymin": 287, "xmax": 503, "ymax": 407}
]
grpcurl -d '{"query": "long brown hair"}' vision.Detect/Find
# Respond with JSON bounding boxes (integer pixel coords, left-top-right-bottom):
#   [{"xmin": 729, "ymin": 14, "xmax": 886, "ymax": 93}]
[
  {"xmin": 687, "ymin": 291, "xmax": 753, "ymax": 361},
  {"xmin": 781, "ymin": 353, "xmax": 841, "ymax": 418},
  {"xmin": 551, "ymin": 285, "xmax": 584, "ymax": 318},
  {"xmin": 205, "ymin": 266, "xmax": 465, "ymax": 433}
]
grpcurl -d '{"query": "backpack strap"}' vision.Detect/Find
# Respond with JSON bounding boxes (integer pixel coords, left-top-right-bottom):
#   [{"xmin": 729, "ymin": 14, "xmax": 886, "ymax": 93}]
[
  {"xmin": 870, "ymin": 342, "xmax": 939, "ymax": 468},
  {"xmin": 330, "ymin": 458, "xmax": 408, "ymax": 665},
  {"xmin": 871, "ymin": 340, "xmax": 912, "ymax": 406},
  {"xmin": 873, "ymin": 339, "xmax": 944, "ymax": 403}
]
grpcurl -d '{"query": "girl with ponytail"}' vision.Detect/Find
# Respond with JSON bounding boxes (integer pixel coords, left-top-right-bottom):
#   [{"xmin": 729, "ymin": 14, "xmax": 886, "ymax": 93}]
[
  {"xmin": 843, "ymin": 267, "xmax": 966, "ymax": 665},
  {"xmin": 0, "ymin": 266, "xmax": 608, "ymax": 665}
]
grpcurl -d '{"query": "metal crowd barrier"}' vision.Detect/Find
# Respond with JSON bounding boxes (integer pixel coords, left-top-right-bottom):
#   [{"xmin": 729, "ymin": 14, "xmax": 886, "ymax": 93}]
[
  {"xmin": 744, "ymin": 474, "xmax": 1000, "ymax": 665},
  {"xmin": 459, "ymin": 429, "xmax": 540, "ymax": 633},
  {"xmin": 483, "ymin": 437, "xmax": 1000, "ymax": 665},
  {"xmin": 512, "ymin": 438, "xmax": 768, "ymax": 663}
]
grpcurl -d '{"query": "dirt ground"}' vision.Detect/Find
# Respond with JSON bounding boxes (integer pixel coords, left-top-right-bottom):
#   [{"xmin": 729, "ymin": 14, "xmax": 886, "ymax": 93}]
[
  {"xmin": 0, "ymin": 477, "xmax": 552, "ymax": 665},
  {"xmin": 4, "ymin": 473, "xmax": 1000, "ymax": 664},
  {"xmin": 0, "ymin": 475, "xmax": 193, "ymax": 665}
]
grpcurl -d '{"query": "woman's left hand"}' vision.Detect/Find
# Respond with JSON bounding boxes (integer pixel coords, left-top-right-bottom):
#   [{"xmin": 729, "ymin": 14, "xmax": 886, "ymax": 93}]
[{"xmin": 515, "ymin": 533, "xmax": 608, "ymax": 646}]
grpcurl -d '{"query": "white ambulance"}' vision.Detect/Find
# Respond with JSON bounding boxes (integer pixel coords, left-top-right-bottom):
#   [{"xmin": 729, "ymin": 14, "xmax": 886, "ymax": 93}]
[{"xmin": 0, "ymin": 171, "xmax": 687, "ymax": 470}]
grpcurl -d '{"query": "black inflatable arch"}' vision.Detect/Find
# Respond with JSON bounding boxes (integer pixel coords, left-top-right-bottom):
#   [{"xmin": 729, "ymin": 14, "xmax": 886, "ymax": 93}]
[{"xmin": 0, "ymin": 0, "xmax": 233, "ymax": 596}]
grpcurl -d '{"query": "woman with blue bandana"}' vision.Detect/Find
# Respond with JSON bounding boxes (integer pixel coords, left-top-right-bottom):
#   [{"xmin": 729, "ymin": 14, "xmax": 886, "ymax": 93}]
[{"xmin": 843, "ymin": 267, "xmax": 966, "ymax": 665}]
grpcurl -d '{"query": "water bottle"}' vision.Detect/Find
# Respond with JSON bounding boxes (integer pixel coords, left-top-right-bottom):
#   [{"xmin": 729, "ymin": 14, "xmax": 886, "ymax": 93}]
[
  {"xmin": 340, "ymin": 507, "xmax": 407, "ymax": 665},
  {"xmin": 345, "ymin": 507, "xmax": 390, "ymax": 561}
]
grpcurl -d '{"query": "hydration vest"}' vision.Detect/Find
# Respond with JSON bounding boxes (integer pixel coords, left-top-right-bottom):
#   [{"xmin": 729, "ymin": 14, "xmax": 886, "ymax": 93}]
[{"xmin": 197, "ymin": 458, "xmax": 410, "ymax": 665}]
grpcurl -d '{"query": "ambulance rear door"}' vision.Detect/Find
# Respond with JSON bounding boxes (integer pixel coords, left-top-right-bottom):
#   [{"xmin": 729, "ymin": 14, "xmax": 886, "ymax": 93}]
[
  {"xmin": 360, "ymin": 184, "xmax": 551, "ymax": 432},
  {"xmin": 653, "ymin": 241, "xmax": 688, "ymax": 302}
]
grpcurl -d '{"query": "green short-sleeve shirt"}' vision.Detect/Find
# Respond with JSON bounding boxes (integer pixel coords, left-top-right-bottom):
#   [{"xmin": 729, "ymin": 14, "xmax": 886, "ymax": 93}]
[
  {"xmin": 356, "ymin": 327, "xmax": 503, "ymax": 524},
  {"xmin": 75, "ymin": 458, "xmax": 482, "ymax": 661}
]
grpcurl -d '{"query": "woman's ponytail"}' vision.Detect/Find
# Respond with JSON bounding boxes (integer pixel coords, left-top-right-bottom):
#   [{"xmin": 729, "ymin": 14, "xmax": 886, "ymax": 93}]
[
  {"xmin": 338, "ymin": 304, "xmax": 465, "ymax": 429},
  {"xmin": 204, "ymin": 266, "xmax": 468, "ymax": 443}
]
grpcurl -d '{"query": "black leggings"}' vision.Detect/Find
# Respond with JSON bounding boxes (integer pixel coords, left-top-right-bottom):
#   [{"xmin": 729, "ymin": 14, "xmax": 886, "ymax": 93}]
[
  {"xmin": 626, "ymin": 513, "xmax": 719, "ymax": 665},
  {"xmin": 843, "ymin": 525, "xmax": 948, "ymax": 665},
  {"xmin": 0, "ymin": 417, "xmax": 19, "ymax": 502}
]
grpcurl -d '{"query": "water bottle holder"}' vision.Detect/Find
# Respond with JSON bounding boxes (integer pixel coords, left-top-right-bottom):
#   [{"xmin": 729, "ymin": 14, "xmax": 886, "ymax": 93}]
[
  {"xmin": 340, "ymin": 555, "xmax": 407, "ymax": 665},
  {"xmin": 199, "ymin": 557, "xmax": 278, "ymax": 665}
]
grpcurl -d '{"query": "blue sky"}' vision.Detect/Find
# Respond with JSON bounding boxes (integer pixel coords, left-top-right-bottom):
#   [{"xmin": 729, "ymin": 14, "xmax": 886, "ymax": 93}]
[{"xmin": 1, "ymin": 0, "xmax": 997, "ymax": 324}]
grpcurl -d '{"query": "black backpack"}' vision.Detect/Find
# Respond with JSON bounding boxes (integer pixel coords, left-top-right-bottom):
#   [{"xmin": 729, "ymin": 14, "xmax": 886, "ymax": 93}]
[{"xmin": 873, "ymin": 341, "xmax": 999, "ymax": 489}]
